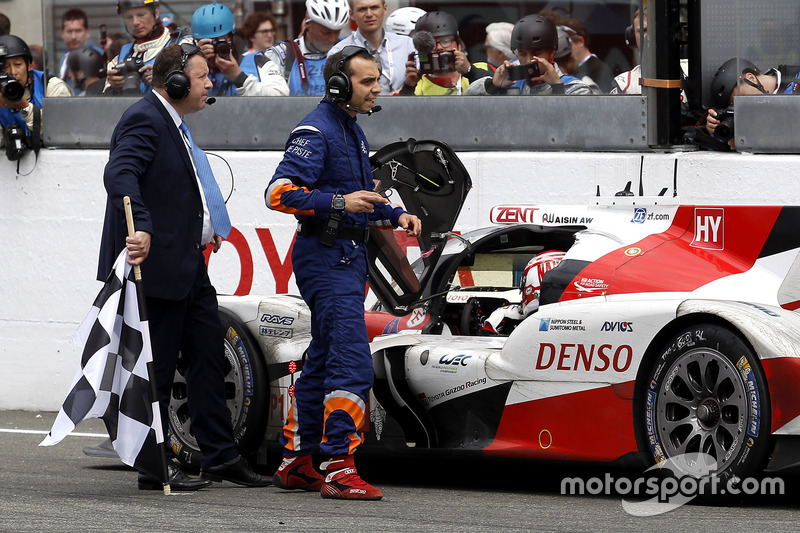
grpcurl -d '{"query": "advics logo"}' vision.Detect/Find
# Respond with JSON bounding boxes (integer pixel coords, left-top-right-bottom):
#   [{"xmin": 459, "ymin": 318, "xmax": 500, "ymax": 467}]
[{"xmin": 601, "ymin": 321, "xmax": 634, "ymax": 332}]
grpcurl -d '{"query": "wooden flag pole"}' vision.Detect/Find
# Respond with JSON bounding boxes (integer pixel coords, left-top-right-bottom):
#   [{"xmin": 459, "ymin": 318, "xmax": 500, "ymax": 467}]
[{"xmin": 123, "ymin": 196, "xmax": 171, "ymax": 496}]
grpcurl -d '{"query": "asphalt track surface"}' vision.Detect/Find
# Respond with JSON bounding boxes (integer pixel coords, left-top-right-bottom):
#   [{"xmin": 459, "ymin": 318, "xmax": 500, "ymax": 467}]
[{"xmin": 3, "ymin": 410, "xmax": 800, "ymax": 532}]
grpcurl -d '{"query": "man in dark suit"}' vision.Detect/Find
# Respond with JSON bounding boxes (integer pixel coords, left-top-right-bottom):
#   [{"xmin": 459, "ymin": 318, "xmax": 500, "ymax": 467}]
[{"xmin": 98, "ymin": 43, "xmax": 269, "ymax": 491}]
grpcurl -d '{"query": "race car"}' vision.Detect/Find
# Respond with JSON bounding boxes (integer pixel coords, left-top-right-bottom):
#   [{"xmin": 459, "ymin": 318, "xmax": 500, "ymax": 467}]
[{"xmin": 168, "ymin": 140, "xmax": 800, "ymax": 488}]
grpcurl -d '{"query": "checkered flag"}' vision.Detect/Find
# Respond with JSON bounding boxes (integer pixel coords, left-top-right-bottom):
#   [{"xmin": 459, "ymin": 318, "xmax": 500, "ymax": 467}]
[{"xmin": 40, "ymin": 249, "xmax": 167, "ymax": 483}]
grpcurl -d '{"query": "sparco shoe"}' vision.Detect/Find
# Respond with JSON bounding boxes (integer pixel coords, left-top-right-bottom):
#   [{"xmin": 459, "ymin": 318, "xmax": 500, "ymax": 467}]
[
  {"xmin": 320, "ymin": 455, "xmax": 383, "ymax": 500},
  {"xmin": 272, "ymin": 454, "xmax": 324, "ymax": 491}
]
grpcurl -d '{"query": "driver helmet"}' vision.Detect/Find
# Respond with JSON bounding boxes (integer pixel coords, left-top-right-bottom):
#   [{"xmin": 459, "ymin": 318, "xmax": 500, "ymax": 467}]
[
  {"xmin": 385, "ymin": 7, "xmax": 426, "ymax": 37},
  {"xmin": 511, "ymin": 14, "xmax": 558, "ymax": 53},
  {"xmin": 710, "ymin": 57, "xmax": 759, "ymax": 108},
  {"xmin": 116, "ymin": 0, "xmax": 159, "ymax": 15},
  {"xmin": 306, "ymin": 0, "xmax": 350, "ymax": 31},
  {"xmin": 0, "ymin": 34, "xmax": 33, "ymax": 65},
  {"xmin": 520, "ymin": 250, "xmax": 565, "ymax": 315},
  {"xmin": 415, "ymin": 11, "xmax": 459, "ymax": 38},
  {"xmin": 192, "ymin": 3, "xmax": 235, "ymax": 39}
]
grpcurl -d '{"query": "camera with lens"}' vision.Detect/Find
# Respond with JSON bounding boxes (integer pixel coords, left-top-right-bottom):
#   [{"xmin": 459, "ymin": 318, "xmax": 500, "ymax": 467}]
[
  {"xmin": 4, "ymin": 122, "xmax": 28, "ymax": 161},
  {"xmin": 0, "ymin": 44, "xmax": 25, "ymax": 103},
  {"xmin": 714, "ymin": 106, "xmax": 735, "ymax": 142},
  {"xmin": 114, "ymin": 55, "xmax": 145, "ymax": 94},
  {"xmin": 417, "ymin": 50, "xmax": 456, "ymax": 74},
  {"xmin": 211, "ymin": 37, "xmax": 232, "ymax": 60},
  {"xmin": 507, "ymin": 62, "xmax": 541, "ymax": 81}
]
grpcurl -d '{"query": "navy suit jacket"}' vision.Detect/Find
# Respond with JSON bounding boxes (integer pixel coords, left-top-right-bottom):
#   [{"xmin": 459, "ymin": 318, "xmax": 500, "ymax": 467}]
[{"xmin": 98, "ymin": 91, "xmax": 206, "ymax": 300}]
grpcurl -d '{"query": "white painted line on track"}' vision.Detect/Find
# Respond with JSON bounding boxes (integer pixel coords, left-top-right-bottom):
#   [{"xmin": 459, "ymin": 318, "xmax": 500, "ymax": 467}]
[{"xmin": 0, "ymin": 428, "xmax": 106, "ymax": 437}]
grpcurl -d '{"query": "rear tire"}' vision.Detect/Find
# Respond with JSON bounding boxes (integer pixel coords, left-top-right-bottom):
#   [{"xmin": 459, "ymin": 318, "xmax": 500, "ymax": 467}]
[
  {"xmin": 642, "ymin": 322, "xmax": 771, "ymax": 488},
  {"xmin": 169, "ymin": 309, "xmax": 269, "ymax": 470}
]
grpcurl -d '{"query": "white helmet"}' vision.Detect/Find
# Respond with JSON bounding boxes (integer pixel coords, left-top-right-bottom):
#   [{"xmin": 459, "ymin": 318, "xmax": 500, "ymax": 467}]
[
  {"xmin": 306, "ymin": 0, "xmax": 350, "ymax": 30},
  {"xmin": 520, "ymin": 250, "xmax": 565, "ymax": 315},
  {"xmin": 385, "ymin": 6, "xmax": 426, "ymax": 36}
]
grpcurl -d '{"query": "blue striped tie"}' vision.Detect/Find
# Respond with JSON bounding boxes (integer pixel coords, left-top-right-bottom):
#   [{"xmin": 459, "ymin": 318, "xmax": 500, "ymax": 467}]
[{"xmin": 179, "ymin": 120, "xmax": 232, "ymax": 239}]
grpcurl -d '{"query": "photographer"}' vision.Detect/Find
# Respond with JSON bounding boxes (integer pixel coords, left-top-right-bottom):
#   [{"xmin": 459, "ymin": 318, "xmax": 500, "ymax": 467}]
[
  {"xmin": 400, "ymin": 10, "xmax": 485, "ymax": 96},
  {"xmin": 103, "ymin": 0, "xmax": 171, "ymax": 96},
  {"xmin": 706, "ymin": 58, "xmax": 784, "ymax": 151},
  {"xmin": 0, "ymin": 35, "xmax": 71, "ymax": 156},
  {"xmin": 465, "ymin": 14, "xmax": 591, "ymax": 96},
  {"xmin": 186, "ymin": 3, "xmax": 288, "ymax": 97}
]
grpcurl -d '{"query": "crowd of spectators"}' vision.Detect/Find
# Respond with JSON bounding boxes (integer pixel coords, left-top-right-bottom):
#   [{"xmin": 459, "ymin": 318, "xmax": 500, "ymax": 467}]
[{"xmin": 2, "ymin": 1, "xmax": 798, "ymax": 153}]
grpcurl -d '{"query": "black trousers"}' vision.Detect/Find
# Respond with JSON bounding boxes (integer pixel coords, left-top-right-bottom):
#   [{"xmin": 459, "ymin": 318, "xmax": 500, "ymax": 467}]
[{"xmin": 145, "ymin": 252, "xmax": 238, "ymax": 469}]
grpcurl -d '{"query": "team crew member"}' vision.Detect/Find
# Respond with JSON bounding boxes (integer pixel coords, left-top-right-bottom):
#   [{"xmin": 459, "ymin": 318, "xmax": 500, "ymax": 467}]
[
  {"xmin": 266, "ymin": 46, "xmax": 421, "ymax": 500},
  {"xmin": 99, "ymin": 43, "xmax": 270, "ymax": 491},
  {"xmin": 327, "ymin": 0, "xmax": 415, "ymax": 95}
]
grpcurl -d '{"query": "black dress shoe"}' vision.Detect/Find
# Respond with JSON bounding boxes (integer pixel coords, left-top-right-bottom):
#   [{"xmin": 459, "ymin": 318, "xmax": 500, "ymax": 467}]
[
  {"xmin": 138, "ymin": 464, "xmax": 213, "ymax": 491},
  {"xmin": 200, "ymin": 456, "xmax": 272, "ymax": 487}
]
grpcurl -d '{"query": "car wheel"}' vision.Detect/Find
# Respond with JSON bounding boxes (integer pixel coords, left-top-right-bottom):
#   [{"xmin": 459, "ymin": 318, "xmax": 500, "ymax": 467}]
[
  {"xmin": 643, "ymin": 322, "xmax": 771, "ymax": 484},
  {"xmin": 168, "ymin": 309, "xmax": 269, "ymax": 469}
]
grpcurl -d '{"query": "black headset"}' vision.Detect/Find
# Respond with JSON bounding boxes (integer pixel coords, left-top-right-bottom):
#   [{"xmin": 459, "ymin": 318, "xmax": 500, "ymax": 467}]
[
  {"xmin": 326, "ymin": 45, "xmax": 368, "ymax": 104},
  {"xmin": 165, "ymin": 43, "xmax": 202, "ymax": 101}
]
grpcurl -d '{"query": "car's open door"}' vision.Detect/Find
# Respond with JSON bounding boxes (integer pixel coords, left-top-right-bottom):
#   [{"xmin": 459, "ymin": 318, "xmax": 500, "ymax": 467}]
[{"xmin": 367, "ymin": 139, "xmax": 471, "ymax": 316}]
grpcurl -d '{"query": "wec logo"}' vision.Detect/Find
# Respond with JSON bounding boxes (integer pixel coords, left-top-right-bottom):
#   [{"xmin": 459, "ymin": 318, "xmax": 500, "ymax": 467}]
[
  {"xmin": 601, "ymin": 321, "xmax": 634, "ymax": 332},
  {"xmin": 439, "ymin": 354, "xmax": 471, "ymax": 366}
]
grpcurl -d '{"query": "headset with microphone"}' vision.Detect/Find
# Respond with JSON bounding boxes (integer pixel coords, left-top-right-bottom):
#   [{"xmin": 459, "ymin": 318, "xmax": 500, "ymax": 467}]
[
  {"xmin": 165, "ymin": 42, "xmax": 205, "ymax": 101},
  {"xmin": 327, "ymin": 45, "xmax": 381, "ymax": 115}
]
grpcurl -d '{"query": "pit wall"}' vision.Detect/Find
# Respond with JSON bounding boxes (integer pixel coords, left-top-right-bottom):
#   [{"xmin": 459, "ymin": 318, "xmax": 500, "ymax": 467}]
[{"xmin": 1, "ymin": 148, "xmax": 797, "ymax": 410}]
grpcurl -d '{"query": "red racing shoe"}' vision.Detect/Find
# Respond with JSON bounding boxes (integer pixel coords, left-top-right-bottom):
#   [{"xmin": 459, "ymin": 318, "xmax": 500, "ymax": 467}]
[
  {"xmin": 320, "ymin": 455, "xmax": 383, "ymax": 500},
  {"xmin": 272, "ymin": 454, "xmax": 324, "ymax": 491}
]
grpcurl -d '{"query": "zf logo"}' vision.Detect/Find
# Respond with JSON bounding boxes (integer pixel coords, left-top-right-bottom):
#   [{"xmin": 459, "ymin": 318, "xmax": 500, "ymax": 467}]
[
  {"xmin": 601, "ymin": 321, "xmax": 634, "ymax": 332},
  {"xmin": 631, "ymin": 208, "xmax": 647, "ymax": 224},
  {"xmin": 690, "ymin": 208, "xmax": 724, "ymax": 250}
]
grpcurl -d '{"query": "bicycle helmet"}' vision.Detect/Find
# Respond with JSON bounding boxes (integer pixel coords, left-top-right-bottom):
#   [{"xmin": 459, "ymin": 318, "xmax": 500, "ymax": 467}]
[
  {"xmin": 710, "ymin": 57, "xmax": 759, "ymax": 108},
  {"xmin": 0, "ymin": 35, "xmax": 32, "ymax": 64},
  {"xmin": 414, "ymin": 11, "xmax": 458, "ymax": 38},
  {"xmin": 306, "ymin": 0, "xmax": 350, "ymax": 31},
  {"xmin": 385, "ymin": 7, "xmax": 426, "ymax": 37},
  {"xmin": 511, "ymin": 14, "xmax": 558, "ymax": 53},
  {"xmin": 192, "ymin": 3, "xmax": 235, "ymax": 39}
]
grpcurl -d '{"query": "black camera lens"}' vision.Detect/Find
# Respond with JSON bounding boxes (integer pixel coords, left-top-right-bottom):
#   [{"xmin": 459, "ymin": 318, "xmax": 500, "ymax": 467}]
[
  {"xmin": 214, "ymin": 40, "xmax": 231, "ymax": 59},
  {"xmin": 714, "ymin": 107, "xmax": 735, "ymax": 142},
  {"xmin": 0, "ymin": 72, "xmax": 24, "ymax": 102}
]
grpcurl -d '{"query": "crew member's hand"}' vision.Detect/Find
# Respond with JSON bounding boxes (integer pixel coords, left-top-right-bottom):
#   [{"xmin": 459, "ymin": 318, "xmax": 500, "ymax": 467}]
[
  {"xmin": 210, "ymin": 234, "xmax": 223, "ymax": 253},
  {"xmin": 106, "ymin": 66, "xmax": 125, "ymax": 90},
  {"xmin": 404, "ymin": 53, "xmax": 420, "ymax": 88},
  {"xmin": 454, "ymin": 50, "xmax": 470, "ymax": 75},
  {"xmin": 706, "ymin": 108, "xmax": 720, "ymax": 135},
  {"xmin": 139, "ymin": 64, "xmax": 153, "ymax": 86},
  {"xmin": 216, "ymin": 53, "xmax": 242, "ymax": 80},
  {"xmin": 126, "ymin": 230, "xmax": 151, "ymax": 265},
  {"xmin": 492, "ymin": 60, "xmax": 514, "ymax": 89},
  {"xmin": 343, "ymin": 191, "xmax": 389, "ymax": 213},
  {"xmin": 398, "ymin": 212, "xmax": 422, "ymax": 237}
]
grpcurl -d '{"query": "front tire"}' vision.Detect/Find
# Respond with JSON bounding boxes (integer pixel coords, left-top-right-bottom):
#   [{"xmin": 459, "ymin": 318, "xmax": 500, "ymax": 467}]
[
  {"xmin": 169, "ymin": 309, "xmax": 269, "ymax": 469},
  {"xmin": 642, "ymin": 322, "xmax": 771, "ymax": 484}
]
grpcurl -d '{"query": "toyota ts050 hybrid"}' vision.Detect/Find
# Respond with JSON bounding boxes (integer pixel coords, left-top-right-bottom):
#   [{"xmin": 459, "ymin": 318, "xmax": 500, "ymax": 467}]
[{"xmin": 168, "ymin": 140, "xmax": 800, "ymax": 487}]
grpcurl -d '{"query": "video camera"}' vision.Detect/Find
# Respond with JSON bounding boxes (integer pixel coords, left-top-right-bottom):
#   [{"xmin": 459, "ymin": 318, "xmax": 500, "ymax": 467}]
[
  {"xmin": 4, "ymin": 122, "xmax": 27, "ymax": 161},
  {"xmin": 113, "ymin": 55, "xmax": 145, "ymax": 94},
  {"xmin": 0, "ymin": 44, "xmax": 25, "ymax": 103},
  {"xmin": 714, "ymin": 106, "xmax": 735, "ymax": 142},
  {"xmin": 417, "ymin": 50, "xmax": 456, "ymax": 74}
]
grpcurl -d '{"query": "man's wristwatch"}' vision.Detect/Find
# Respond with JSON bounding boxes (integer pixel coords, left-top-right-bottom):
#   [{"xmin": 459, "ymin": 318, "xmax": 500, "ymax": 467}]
[{"xmin": 332, "ymin": 193, "xmax": 346, "ymax": 213}]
